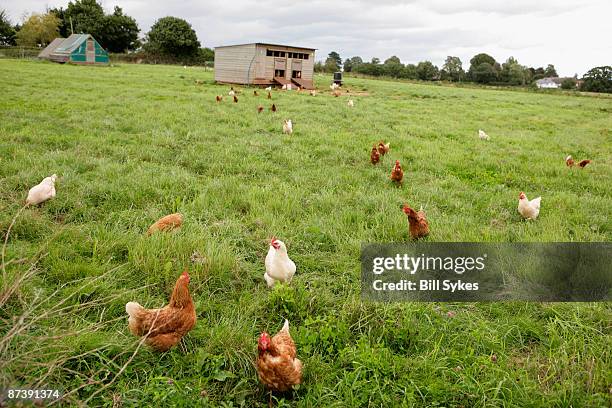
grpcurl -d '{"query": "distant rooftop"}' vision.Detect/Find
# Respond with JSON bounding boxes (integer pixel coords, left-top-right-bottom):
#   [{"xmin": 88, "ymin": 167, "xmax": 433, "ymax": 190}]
[{"xmin": 214, "ymin": 42, "xmax": 316, "ymax": 51}]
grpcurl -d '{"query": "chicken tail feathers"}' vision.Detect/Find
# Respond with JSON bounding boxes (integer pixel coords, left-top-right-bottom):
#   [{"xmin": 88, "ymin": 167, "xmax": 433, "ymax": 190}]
[{"xmin": 282, "ymin": 319, "xmax": 289, "ymax": 333}]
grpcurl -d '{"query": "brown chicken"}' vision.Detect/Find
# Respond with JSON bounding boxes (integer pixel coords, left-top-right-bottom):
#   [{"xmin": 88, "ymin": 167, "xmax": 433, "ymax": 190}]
[
  {"xmin": 125, "ymin": 271, "xmax": 196, "ymax": 352},
  {"xmin": 390, "ymin": 160, "xmax": 404, "ymax": 185},
  {"xmin": 333, "ymin": 90, "xmax": 341, "ymax": 97},
  {"xmin": 271, "ymin": 103, "xmax": 277, "ymax": 112},
  {"xmin": 216, "ymin": 95, "xmax": 222, "ymax": 103},
  {"xmin": 257, "ymin": 105, "xmax": 264, "ymax": 113},
  {"xmin": 370, "ymin": 145, "xmax": 380, "ymax": 165},
  {"xmin": 254, "ymin": 90, "xmax": 259, "ymax": 96},
  {"xmin": 377, "ymin": 141, "xmax": 390, "ymax": 155},
  {"xmin": 146, "ymin": 213, "xmax": 183, "ymax": 236},
  {"xmin": 233, "ymin": 95, "xmax": 239, "ymax": 103},
  {"xmin": 402, "ymin": 204, "xmax": 429, "ymax": 239},
  {"xmin": 566, "ymin": 155, "xmax": 592, "ymax": 168},
  {"xmin": 268, "ymin": 91, "xmax": 272, "ymax": 99},
  {"xmin": 257, "ymin": 320, "xmax": 302, "ymax": 394}
]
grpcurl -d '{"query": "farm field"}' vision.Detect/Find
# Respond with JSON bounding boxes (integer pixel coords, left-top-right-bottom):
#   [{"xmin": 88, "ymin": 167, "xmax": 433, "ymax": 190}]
[{"xmin": 1, "ymin": 59, "xmax": 611, "ymax": 406}]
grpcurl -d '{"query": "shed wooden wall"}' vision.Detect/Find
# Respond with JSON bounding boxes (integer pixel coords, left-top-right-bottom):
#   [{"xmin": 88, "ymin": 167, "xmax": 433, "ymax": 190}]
[
  {"xmin": 214, "ymin": 44, "xmax": 257, "ymax": 83},
  {"xmin": 255, "ymin": 45, "xmax": 314, "ymax": 81}
]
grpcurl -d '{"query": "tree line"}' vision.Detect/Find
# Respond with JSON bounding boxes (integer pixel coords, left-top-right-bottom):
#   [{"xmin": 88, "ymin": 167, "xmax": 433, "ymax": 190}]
[
  {"xmin": 316, "ymin": 51, "xmax": 611, "ymax": 93},
  {"xmin": 0, "ymin": 0, "xmax": 213, "ymax": 63}
]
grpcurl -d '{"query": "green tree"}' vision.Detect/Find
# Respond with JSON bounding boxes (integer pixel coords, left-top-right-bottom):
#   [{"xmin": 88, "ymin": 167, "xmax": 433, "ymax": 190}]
[
  {"xmin": 402, "ymin": 63, "xmax": 417, "ymax": 79},
  {"xmin": 51, "ymin": 1, "xmax": 139, "ymax": 52},
  {"xmin": 544, "ymin": 64, "xmax": 558, "ymax": 77},
  {"xmin": 500, "ymin": 57, "xmax": 526, "ymax": 85},
  {"xmin": 560, "ymin": 78, "xmax": 577, "ymax": 90},
  {"xmin": 0, "ymin": 10, "xmax": 17, "ymax": 45},
  {"xmin": 97, "ymin": 6, "xmax": 139, "ymax": 52},
  {"xmin": 65, "ymin": 0, "xmax": 104, "ymax": 36},
  {"xmin": 145, "ymin": 16, "xmax": 200, "ymax": 57},
  {"xmin": 441, "ymin": 56, "xmax": 464, "ymax": 81},
  {"xmin": 580, "ymin": 66, "xmax": 612, "ymax": 93},
  {"xmin": 16, "ymin": 12, "xmax": 59, "ymax": 46},
  {"xmin": 383, "ymin": 55, "xmax": 403, "ymax": 78},
  {"xmin": 324, "ymin": 51, "xmax": 341, "ymax": 72},
  {"xmin": 343, "ymin": 56, "xmax": 363, "ymax": 72},
  {"xmin": 470, "ymin": 62, "xmax": 497, "ymax": 84},
  {"xmin": 200, "ymin": 47, "xmax": 214, "ymax": 61},
  {"xmin": 416, "ymin": 61, "xmax": 439, "ymax": 80},
  {"xmin": 468, "ymin": 53, "xmax": 497, "ymax": 80},
  {"xmin": 371, "ymin": 57, "xmax": 380, "ymax": 64}
]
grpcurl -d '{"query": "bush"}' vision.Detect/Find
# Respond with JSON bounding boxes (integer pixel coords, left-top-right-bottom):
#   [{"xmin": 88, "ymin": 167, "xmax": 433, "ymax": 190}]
[{"xmin": 561, "ymin": 78, "xmax": 577, "ymax": 90}]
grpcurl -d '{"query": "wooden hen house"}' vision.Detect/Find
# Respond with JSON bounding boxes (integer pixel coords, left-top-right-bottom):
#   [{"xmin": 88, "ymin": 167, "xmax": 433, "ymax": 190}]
[{"xmin": 214, "ymin": 43, "xmax": 315, "ymax": 89}]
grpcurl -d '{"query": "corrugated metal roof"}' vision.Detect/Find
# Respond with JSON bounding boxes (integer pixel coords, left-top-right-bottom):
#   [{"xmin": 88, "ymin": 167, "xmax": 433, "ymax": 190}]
[
  {"xmin": 215, "ymin": 42, "xmax": 316, "ymax": 50},
  {"xmin": 38, "ymin": 37, "xmax": 66, "ymax": 59}
]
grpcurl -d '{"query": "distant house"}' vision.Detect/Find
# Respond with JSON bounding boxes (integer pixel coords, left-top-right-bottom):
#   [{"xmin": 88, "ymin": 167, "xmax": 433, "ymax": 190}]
[
  {"xmin": 535, "ymin": 77, "xmax": 561, "ymax": 89},
  {"xmin": 38, "ymin": 34, "xmax": 109, "ymax": 65},
  {"xmin": 214, "ymin": 43, "xmax": 316, "ymax": 89}
]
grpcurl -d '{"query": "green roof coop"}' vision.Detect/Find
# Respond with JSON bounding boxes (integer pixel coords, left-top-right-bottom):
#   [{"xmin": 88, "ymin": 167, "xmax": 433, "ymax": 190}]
[{"xmin": 38, "ymin": 34, "xmax": 109, "ymax": 65}]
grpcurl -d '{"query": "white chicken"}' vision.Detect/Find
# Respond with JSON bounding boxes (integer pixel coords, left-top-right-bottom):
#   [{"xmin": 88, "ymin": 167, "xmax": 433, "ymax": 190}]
[
  {"xmin": 347, "ymin": 99, "xmax": 354, "ymax": 107},
  {"xmin": 309, "ymin": 90, "xmax": 316, "ymax": 96},
  {"xmin": 264, "ymin": 237, "xmax": 296, "ymax": 287},
  {"xmin": 478, "ymin": 129, "xmax": 490, "ymax": 140},
  {"xmin": 26, "ymin": 174, "xmax": 57, "ymax": 206},
  {"xmin": 265, "ymin": 86, "xmax": 272, "ymax": 91},
  {"xmin": 330, "ymin": 83, "xmax": 339, "ymax": 90},
  {"xmin": 283, "ymin": 119, "xmax": 293, "ymax": 135},
  {"xmin": 517, "ymin": 192, "xmax": 541, "ymax": 220}
]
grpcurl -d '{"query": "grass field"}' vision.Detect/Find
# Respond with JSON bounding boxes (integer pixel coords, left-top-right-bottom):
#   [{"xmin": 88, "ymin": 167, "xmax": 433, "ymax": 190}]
[{"xmin": 1, "ymin": 58, "xmax": 611, "ymax": 407}]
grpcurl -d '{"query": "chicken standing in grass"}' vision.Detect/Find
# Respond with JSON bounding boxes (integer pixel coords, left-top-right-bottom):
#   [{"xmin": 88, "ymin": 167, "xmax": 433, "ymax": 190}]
[
  {"xmin": 229, "ymin": 87, "xmax": 235, "ymax": 97},
  {"xmin": 402, "ymin": 204, "xmax": 429, "ymax": 239},
  {"xmin": 264, "ymin": 237, "xmax": 296, "ymax": 287},
  {"xmin": 265, "ymin": 86, "xmax": 272, "ymax": 91},
  {"xmin": 257, "ymin": 319, "xmax": 302, "ymax": 395},
  {"xmin": 216, "ymin": 95, "xmax": 222, "ymax": 103},
  {"xmin": 565, "ymin": 155, "xmax": 591, "ymax": 168},
  {"xmin": 125, "ymin": 271, "xmax": 196, "ymax": 352},
  {"xmin": 390, "ymin": 160, "xmax": 404, "ymax": 185},
  {"xmin": 271, "ymin": 103, "xmax": 277, "ymax": 112},
  {"xmin": 377, "ymin": 141, "xmax": 390, "ymax": 156},
  {"xmin": 257, "ymin": 105, "xmax": 264, "ymax": 113},
  {"xmin": 309, "ymin": 90, "xmax": 316, "ymax": 96},
  {"xmin": 147, "ymin": 213, "xmax": 183, "ymax": 236},
  {"xmin": 478, "ymin": 129, "xmax": 490, "ymax": 140},
  {"xmin": 370, "ymin": 145, "xmax": 380, "ymax": 165},
  {"xmin": 347, "ymin": 99, "xmax": 354, "ymax": 107},
  {"xmin": 254, "ymin": 90, "xmax": 259, "ymax": 96},
  {"xmin": 268, "ymin": 91, "xmax": 272, "ymax": 99},
  {"xmin": 282, "ymin": 119, "xmax": 293, "ymax": 135},
  {"xmin": 26, "ymin": 174, "xmax": 57, "ymax": 206},
  {"xmin": 233, "ymin": 95, "xmax": 238, "ymax": 103},
  {"xmin": 518, "ymin": 192, "xmax": 541, "ymax": 220}
]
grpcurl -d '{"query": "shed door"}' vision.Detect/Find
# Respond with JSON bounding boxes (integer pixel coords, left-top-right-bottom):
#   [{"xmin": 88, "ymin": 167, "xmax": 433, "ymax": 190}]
[
  {"xmin": 274, "ymin": 58, "xmax": 286, "ymax": 70},
  {"xmin": 86, "ymin": 39, "xmax": 95, "ymax": 63}
]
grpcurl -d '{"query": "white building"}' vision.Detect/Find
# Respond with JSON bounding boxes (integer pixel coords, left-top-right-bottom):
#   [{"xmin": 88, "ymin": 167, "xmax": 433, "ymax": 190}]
[{"xmin": 535, "ymin": 77, "xmax": 561, "ymax": 89}]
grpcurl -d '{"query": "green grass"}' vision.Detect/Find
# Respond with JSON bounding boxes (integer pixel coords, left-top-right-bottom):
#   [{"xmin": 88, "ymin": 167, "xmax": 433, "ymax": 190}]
[{"xmin": 0, "ymin": 59, "xmax": 611, "ymax": 407}]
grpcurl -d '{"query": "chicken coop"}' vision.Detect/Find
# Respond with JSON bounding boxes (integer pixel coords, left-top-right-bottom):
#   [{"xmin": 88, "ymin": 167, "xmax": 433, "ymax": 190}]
[
  {"xmin": 214, "ymin": 43, "xmax": 316, "ymax": 89},
  {"xmin": 38, "ymin": 34, "xmax": 109, "ymax": 65}
]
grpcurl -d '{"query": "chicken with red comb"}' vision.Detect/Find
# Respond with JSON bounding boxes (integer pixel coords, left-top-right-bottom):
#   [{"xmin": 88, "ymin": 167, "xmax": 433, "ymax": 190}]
[
  {"xmin": 402, "ymin": 204, "xmax": 429, "ymax": 239},
  {"xmin": 264, "ymin": 237, "xmax": 296, "ymax": 287}
]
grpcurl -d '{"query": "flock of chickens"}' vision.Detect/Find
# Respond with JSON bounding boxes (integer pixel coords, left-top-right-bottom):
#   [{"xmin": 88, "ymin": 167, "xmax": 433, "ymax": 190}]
[
  {"xmin": 23, "ymin": 174, "xmax": 303, "ymax": 394},
  {"xmin": 20, "ymin": 79, "xmax": 595, "ymax": 399}
]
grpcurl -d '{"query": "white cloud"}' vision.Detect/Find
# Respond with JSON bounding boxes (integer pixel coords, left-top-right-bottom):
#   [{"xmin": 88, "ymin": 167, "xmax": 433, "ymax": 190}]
[{"xmin": 2, "ymin": 0, "xmax": 610, "ymax": 76}]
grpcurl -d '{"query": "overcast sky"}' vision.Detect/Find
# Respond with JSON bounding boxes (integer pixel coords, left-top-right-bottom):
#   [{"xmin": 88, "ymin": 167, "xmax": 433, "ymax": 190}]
[{"xmin": 3, "ymin": 0, "xmax": 611, "ymax": 76}]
